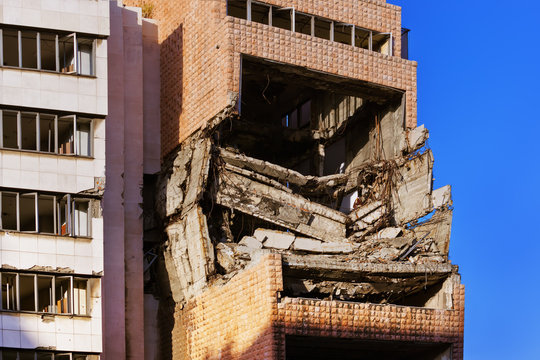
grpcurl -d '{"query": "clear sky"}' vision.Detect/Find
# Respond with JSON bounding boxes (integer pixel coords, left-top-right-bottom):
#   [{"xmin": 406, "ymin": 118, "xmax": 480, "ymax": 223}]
[{"xmin": 390, "ymin": 1, "xmax": 540, "ymax": 358}]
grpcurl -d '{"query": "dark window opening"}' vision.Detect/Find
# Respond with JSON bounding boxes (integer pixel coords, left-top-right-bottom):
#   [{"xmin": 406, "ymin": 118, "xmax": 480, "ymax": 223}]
[
  {"xmin": 19, "ymin": 274, "xmax": 36, "ymax": 311},
  {"xmin": 354, "ymin": 27, "xmax": 371, "ymax": 50},
  {"xmin": 2, "ymin": 29, "xmax": 19, "ymax": 67},
  {"xmin": 2, "ymin": 110, "xmax": 18, "ymax": 149},
  {"xmin": 37, "ymin": 275, "xmax": 53, "ymax": 313},
  {"xmin": 272, "ymin": 8, "xmax": 291, "ymax": 31},
  {"xmin": 21, "ymin": 112, "xmax": 37, "ymax": 150},
  {"xmin": 286, "ymin": 335, "xmax": 452, "ymax": 360},
  {"xmin": 251, "ymin": 2, "xmax": 270, "ymax": 25},
  {"xmin": 294, "ymin": 12, "xmax": 312, "ymax": 35},
  {"xmin": 40, "ymin": 32, "xmax": 57, "ymax": 71},
  {"xmin": 334, "ymin": 24, "xmax": 352, "ymax": 45},
  {"xmin": 233, "ymin": 57, "xmax": 403, "ymax": 176},
  {"xmin": 21, "ymin": 30, "xmax": 38, "ymax": 69},
  {"xmin": 227, "ymin": 0, "xmax": 247, "ymax": 19},
  {"xmin": 314, "ymin": 18, "xmax": 331, "ymax": 40}
]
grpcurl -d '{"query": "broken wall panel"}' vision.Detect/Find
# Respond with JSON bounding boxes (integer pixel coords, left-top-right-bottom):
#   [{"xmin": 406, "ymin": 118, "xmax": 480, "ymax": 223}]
[
  {"xmin": 392, "ymin": 150, "xmax": 434, "ymax": 224},
  {"xmin": 164, "ymin": 206, "xmax": 215, "ymax": 303}
]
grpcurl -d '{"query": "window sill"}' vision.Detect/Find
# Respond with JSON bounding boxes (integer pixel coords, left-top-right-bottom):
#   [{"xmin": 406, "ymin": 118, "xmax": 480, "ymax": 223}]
[
  {"xmin": 0, "ymin": 65, "xmax": 97, "ymax": 79},
  {"xmin": 0, "ymin": 147, "xmax": 94, "ymax": 159},
  {"xmin": 0, "ymin": 229, "xmax": 93, "ymax": 240},
  {"xmin": 0, "ymin": 309, "xmax": 91, "ymax": 318}
]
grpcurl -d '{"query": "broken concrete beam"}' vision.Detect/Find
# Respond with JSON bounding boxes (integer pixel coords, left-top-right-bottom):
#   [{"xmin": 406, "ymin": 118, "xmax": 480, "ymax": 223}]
[
  {"xmin": 255, "ymin": 229, "xmax": 295, "ymax": 250},
  {"xmin": 319, "ymin": 242, "xmax": 356, "ymax": 254},
  {"xmin": 392, "ymin": 150, "xmax": 433, "ymax": 224},
  {"xmin": 431, "ymin": 185, "xmax": 452, "ymax": 209},
  {"xmin": 292, "ymin": 237, "xmax": 323, "ymax": 252},
  {"xmin": 239, "ymin": 236, "xmax": 263, "ymax": 249},
  {"xmin": 215, "ymin": 169, "xmax": 347, "ymax": 240},
  {"xmin": 157, "ymin": 136, "xmax": 211, "ymax": 218},
  {"xmin": 163, "ymin": 206, "xmax": 215, "ymax": 303},
  {"xmin": 349, "ymin": 201, "xmax": 383, "ymax": 222},
  {"xmin": 407, "ymin": 124, "xmax": 429, "ymax": 152},
  {"xmin": 218, "ymin": 147, "xmax": 348, "ymax": 194},
  {"xmin": 377, "ymin": 227, "xmax": 403, "ymax": 239}
]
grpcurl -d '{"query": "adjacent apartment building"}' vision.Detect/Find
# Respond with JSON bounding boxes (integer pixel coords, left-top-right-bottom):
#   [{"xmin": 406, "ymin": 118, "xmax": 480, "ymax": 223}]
[{"xmin": 0, "ymin": 0, "xmax": 108, "ymax": 358}]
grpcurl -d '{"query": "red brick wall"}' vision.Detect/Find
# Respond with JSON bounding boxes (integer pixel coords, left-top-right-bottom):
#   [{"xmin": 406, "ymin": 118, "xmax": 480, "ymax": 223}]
[
  {"xmin": 124, "ymin": 0, "xmax": 417, "ymax": 158},
  {"xmin": 171, "ymin": 254, "xmax": 283, "ymax": 359},
  {"xmin": 170, "ymin": 254, "xmax": 464, "ymax": 359}
]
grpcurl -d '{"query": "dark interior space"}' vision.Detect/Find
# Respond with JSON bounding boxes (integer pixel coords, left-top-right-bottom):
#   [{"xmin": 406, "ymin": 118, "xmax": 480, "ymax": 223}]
[
  {"xmin": 223, "ymin": 56, "xmax": 402, "ymax": 175},
  {"xmin": 286, "ymin": 336, "xmax": 451, "ymax": 360}
]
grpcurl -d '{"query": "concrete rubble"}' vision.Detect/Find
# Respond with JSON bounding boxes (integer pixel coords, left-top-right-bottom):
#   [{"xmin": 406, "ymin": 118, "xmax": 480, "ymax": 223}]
[{"xmin": 152, "ymin": 100, "xmax": 456, "ymax": 306}]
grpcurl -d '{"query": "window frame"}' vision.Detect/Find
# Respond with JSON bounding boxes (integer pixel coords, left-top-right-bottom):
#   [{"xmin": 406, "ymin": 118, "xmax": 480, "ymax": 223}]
[
  {"xmin": 0, "ymin": 190, "xmax": 93, "ymax": 238},
  {"xmin": 0, "ymin": 272, "xmax": 92, "ymax": 316},
  {"xmin": 0, "ymin": 27, "xmax": 97, "ymax": 76},
  {"xmin": 0, "ymin": 109, "xmax": 94, "ymax": 157}
]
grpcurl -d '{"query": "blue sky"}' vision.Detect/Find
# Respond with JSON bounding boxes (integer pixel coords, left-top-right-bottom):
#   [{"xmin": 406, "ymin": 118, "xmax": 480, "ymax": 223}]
[{"xmin": 391, "ymin": 1, "xmax": 540, "ymax": 358}]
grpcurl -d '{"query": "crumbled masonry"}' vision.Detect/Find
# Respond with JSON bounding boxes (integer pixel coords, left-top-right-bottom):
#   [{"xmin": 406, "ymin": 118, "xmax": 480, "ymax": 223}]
[{"xmin": 154, "ymin": 95, "xmax": 456, "ymax": 307}]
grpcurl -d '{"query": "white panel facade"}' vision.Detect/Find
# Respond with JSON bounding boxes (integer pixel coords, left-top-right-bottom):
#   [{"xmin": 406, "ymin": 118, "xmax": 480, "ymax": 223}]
[{"xmin": 0, "ymin": 0, "xmax": 107, "ymax": 357}]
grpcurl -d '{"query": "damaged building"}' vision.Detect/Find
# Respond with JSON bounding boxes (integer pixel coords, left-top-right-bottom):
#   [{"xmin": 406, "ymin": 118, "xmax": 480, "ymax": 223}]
[
  {"xmin": 123, "ymin": 0, "xmax": 465, "ymax": 359},
  {"xmin": 0, "ymin": 0, "xmax": 463, "ymax": 359}
]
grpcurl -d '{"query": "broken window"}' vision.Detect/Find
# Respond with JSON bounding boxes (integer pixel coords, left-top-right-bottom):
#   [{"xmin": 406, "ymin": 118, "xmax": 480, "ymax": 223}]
[
  {"xmin": 21, "ymin": 112, "xmax": 38, "ymax": 150},
  {"xmin": 0, "ymin": 109, "xmax": 93, "ymax": 156},
  {"xmin": 2, "ymin": 28, "xmax": 19, "ymax": 67},
  {"xmin": 0, "ymin": 272, "xmax": 95, "ymax": 315},
  {"xmin": 76, "ymin": 118, "xmax": 92, "ymax": 156},
  {"xmin": 58, "ymin": 115, "xmax": 75, "ymax": 154},
  {"xmin": 0, "ymin": 27, "xmax": 96, "ymax": 75},
  {"xmin": 354, "ymin": 27, "xmax": 371, "ymax": 50},
  {"xmin": 314, "ymin": 18, "xmax": 331, "ymax": 40},
  {"xmin": 77, "ymin": 37, "xmax": 95, "ymax": 76},
  {"xmin": 40, "ymin": 32, "xmax": 57, "ymax": 71},
  {"xmin": 2, "ymin": 110, "xmax": 19, "ymax": 149},
  {"xmin": 1, "ymin": 273, "xmax": 17, "ymax": 310},
  {"xmin": 40, "ymin": 113, "xmax": 56, "ymax": 152},
  {"xmin": 21, "ymin": 30, "xmax": 38, "ymax": 69},
  {"xmin": 55, "ymin": 276, "xmax": 71, "ymax": 314},
  {"xmin": 294, "ymin": 12, "xmax": 312, "ymax": 36},
  {"xmin": 251, "ymin": 2, "xmax": 270, "ymax": 25},
  {"xmin": 272, "ymin": 8, "xmax": 291, "ymax": 31},
  {"xmin": 0, "ymin": 190, "xmax": 93, "ymax": 236},
  {"xmin": 19, "ymin": 274, "xmax": 36, "ymax": 311},
  {"xmin": 372, "ymin": 32, "xmax": 392, "ymax": 55},
  {"xmin": 73, "ymin": 278, "xmax": 88, "ymax": 315},
  {"xmin": 334, "ymin": 24, "xmax": 352, "ymax": 45},
  {"xmin": 37, "ymin": 275, "xmax": 53, "ymax": 312},
  {"xmin": 227, "ymin": 0, "xmax": 247, "ymax": 19},
  {"xmin": 73, "ymin": 200, "xmax": 90, "ymax": 237},
  {"xmin": 38, "ymin": 194, "xmax": 56, "ymax": 234},
  {"xmin": 0, "ymin": 350, "xmax": 99, "ymax": 360}
]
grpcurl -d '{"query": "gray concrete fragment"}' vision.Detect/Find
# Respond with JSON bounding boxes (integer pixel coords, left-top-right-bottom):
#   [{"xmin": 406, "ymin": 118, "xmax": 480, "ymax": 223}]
[
  {"xmin": 239, "ymin": 236, "xmax": 263, "ymax": 249},
  {"xmin": 407, "ymin": 124, "xmax": 429, "ymax": 151},
  {"xmin": 216, "ymin": 243, "xmax": 236, "ymax": 273},
  {"xmin": 320, "ymin": 242, "xmax": 356, "ymax": 254},
  {"xmin": 349, "ymin": 201, "xmax": 383, "ymax": 222},
  {"xmin": 432, "ymin": 185, "xmax": 452, "ymax": 209},
  {"xmin": 377, "ymin": 227, "xmax": 403, "ymax": 239},
  {"xmin": 255, "ymin": 229, "xmax": 295, "ymax": 250},
  {"xmin": 392, "ymin": 150, "xmax": 433, "ymax": 224},
  {"xmin": 292, "ymin": 237, "xmax": 323, "ymax": 252}
]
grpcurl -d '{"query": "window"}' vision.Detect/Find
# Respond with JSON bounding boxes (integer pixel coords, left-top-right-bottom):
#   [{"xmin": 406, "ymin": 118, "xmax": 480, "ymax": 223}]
[
  {"xmin": 0, "ymin": 109, "xmax": 94, "ymax": 156},
  {"xmin": 225, "ymin": 1, "xmax": 394, "ymax": 56},
  {"xmin": 0, "ymin": 349, "xmax": 99, "ymax": 360},
  {"xmin": 0, "ymin": 28, "xmax": 96, "ymax": 75},
  {"xmin": 0, "ymin": 190, "xmax": 93, "ymax": 237},
  {"xmin": 0, "ymin": 272, "xmax": 91, "ymax": 315}
]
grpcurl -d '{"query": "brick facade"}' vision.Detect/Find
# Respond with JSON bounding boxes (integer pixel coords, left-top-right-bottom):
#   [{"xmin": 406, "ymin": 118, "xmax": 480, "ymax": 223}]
[
  {"xmin": 172, "ymin": 254, "xmax": 464, "ymax": 359},
  {"xmin": 124, "ymin": 0, "xmax": 417, "ymax": 158}
]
